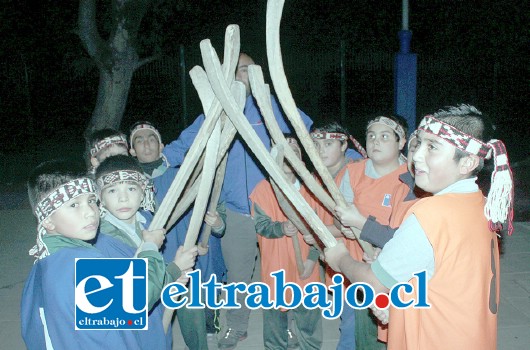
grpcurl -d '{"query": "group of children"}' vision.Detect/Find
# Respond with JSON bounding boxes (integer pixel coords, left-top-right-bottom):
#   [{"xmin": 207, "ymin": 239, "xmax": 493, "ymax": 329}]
[{"xmin": 20, "ymin": 88, "xmax": 513, "ymax": 350}]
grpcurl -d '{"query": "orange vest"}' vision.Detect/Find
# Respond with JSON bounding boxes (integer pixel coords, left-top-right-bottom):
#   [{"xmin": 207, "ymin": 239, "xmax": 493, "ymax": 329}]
[
  {"xmin": 333, "ymin": 159, "xmax": 410, "ymax": 342},
  {"xmin": 250, "ymin": 180, "xmax": 321, "ymax": 306},
  {"xmin": 388, "ymin": 192, "xmax": 499, "ymax": 350},
  {"xmin": 331, "ymin": 159, "xmax": 410, "ymax": 266}
]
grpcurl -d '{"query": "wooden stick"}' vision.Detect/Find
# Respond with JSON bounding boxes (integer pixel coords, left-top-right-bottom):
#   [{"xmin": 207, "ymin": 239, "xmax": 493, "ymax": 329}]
[
  {"xmin": 164, "ymin": 71, "xmax": 241, "ymax": 230},
  {"xmin": 265, "ymin": 0, "xmax": 373, "ymax": 255},
  {"xmin": 162, "ymin": 24, "xmax": 240, "ymax": 334},
  {"xmin": 183, "ymin": 118, "xmax": 221, "ymax": 249},
  {"xmin": 248, "ymin": 64, "xmax": 335, "ymax": 212},
  {"xmin": 199, "ymin": 82, "xmax": 246, "ymax": 248},
  {"xmin": 200, "ymin": 39, "xmax": 337, "ymax": 248},
  {"xmin": 270, "ymin": 145, "xmax": 306, "ymax": 276},
  {"xmin": 269, "ymin": 146, "xmax": 324, "ymax": 253},
  {"xmin": 150, "ymin": 25, "xmax": 240, "ymax": 231},
  {"xmin": 150, "ymin": 75, "xmax": 222, "ymax": 230}
]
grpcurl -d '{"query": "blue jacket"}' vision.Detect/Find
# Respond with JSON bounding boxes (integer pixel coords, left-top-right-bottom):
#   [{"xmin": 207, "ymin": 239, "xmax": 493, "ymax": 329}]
[
  {"xmin": 150, "ymin": 162, "xmax": 226, "ymax": 282},
  {"xmin": 21, "ymin": 245, "xmax": 142, "ymax": 350},
  {"xmin": 164, "ymin": 94, "xmax": 313, "ymax": 215},
  {"xmin": 95, "ymin": 211, "xmax": 171, "ymax": 350}
]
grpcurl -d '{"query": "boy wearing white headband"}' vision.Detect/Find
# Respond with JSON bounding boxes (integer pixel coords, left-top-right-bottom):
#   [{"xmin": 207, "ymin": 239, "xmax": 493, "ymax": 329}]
[
  {"xmin": 338, "ymin": 130, "xmax": 430, "ymax": 250},
  {"xmin": 21, "ymin": 160, "xmax": 167, "ymax": 349},
  {"xmin": 95, "ymin": 155, "xmax": 199, "ymax": 350},
  {"xmin": 328, "ymin": 115, "xmax": 410, "ymax": 349},
  {"xmin": 326, "ymin": 105, "xmax": 512, "ymax": 349},
  {"xmin": 305, "ymin": 122, "xmax": 367, "ymax": 246},
  {"xmin": 129, "ymin": 120, "xmax": 225, "ymax": 346}
]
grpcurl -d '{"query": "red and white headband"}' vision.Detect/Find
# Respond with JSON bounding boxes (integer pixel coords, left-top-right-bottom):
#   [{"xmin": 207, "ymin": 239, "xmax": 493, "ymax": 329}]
[
  {"xmin": 367, "ymin": 116, "xmax": 406, "ymax": 141},
  {"xmin": 90, "ymin": 134, "xmax": 128, "ymax": 157},
  {"xmin": 311, "ymin": 131, "xmax": 368, "ymax": 159},
  {"xmin": 129, "ymin": 124, "xmax": 162, "ymax": 146},
  {"xmin": 418, "ymin": 115, "xmax": 514, "ymax": 235},
  {"xmin": 96, "ymin": 170, "xmax": 147, "ymax": 190},
  {"xmin": 30, "ymin": 177, "xmax": 98, "ymax": 260},
  {"xmin": 310, "ymin": 131, "xmax": 347, "ymax": 141}
]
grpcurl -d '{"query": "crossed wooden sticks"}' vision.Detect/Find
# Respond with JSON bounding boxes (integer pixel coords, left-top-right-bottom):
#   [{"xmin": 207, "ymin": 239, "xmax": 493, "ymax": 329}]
[
  {"xmin": 154, "ymin": 0, "xmax": 377, "ymax": 332},
  {"xmin": 152, "ymin": 1, "xmax": 378, "ymax": 264}
]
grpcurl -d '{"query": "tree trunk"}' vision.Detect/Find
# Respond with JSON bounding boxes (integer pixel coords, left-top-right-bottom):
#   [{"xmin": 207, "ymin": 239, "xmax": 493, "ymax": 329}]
[
  {"xmin": 88, "ymin": 49, "xmax": 138, "ymax": 132},
  {"xmin": 79, "ymin": 0, "xmax": 151, "ymax": 136}
]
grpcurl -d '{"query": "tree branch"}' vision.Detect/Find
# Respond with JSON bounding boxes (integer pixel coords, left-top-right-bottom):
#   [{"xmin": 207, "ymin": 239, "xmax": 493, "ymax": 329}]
[
  {"xmin": 136, "ymin": 54, "xmax": 160, "ymax": 69},
  {"xmin": 78, "ymin": 0, "xmax": 109, "ymax": 70}
]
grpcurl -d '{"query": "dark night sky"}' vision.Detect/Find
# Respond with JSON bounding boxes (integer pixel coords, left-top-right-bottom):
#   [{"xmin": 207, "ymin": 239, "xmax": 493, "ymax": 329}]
[{"xmin": 0, "ymin": 0, "xmax": 528, "ymax": 169}]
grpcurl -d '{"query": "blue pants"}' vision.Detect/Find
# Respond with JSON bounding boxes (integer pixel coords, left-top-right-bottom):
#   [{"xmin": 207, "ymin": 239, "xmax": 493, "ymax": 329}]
[{"xmin": 337, "ymin": 301, "xmax": 356, "ymax": 350}]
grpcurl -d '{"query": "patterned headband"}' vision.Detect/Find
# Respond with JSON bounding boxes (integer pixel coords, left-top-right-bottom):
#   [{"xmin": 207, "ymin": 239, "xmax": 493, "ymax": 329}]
[
  {"xmin": 90, "ymin": 135, "xmax": 128, "ymax": 157},
  {"xmin": 367, "ymin": 116, "xmax": 406, "ymax": 141},
  {"xmin": 96, "ymin": 170, "xmax": 147, "ymax": 190},
  {"xmin": 30, "ymin": 177, "xmax": 98, "ymax": 260},
  {"xmin": 310, "ymin": 131, "xmax": 347, "ymax": 141},
  {"xmin": 418, "ymin": 116, "xmax": 491, "ymax": 158},
  {"xmin": 129, "ymin": 124, "xmax": 162, "ymax": 146},
  {"xmin": 418, "ymin": 115, "xmax": 514, "ymax": 235},
  {"xmin": 311, "ymin": 131, "xmax": 368, "ymax": 159}
]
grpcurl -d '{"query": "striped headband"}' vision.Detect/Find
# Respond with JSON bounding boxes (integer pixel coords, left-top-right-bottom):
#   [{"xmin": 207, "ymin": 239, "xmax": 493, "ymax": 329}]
[
  {"xmin": 129, "ymin": 124, "xmax": 162, "ymax": 146},
  {"xmin": 367, "ymin": 116, "xmax": 406, "ymax": 141},
  {"xmin": 310, "ymin": 131, "xmax": 348, "ymax": 141},
  {"xmin": 96, "ymin": 170, "xmax": 147, "ymax": 190},
  {"xmin": 311, "ymin": 131, "xmax": 368, "ymax": 159},
  {"xmin": 418, "ymin": 116, "xmax": 491, "ymax": 158},
  {"xmin": 90, "ymin": 134, "xmax": 128, "ymax": 157},
  {"xmin": 418, "ymin": 115, "xmax": 514, "ymax": 235},
  {"xmin": 30, "ymin": 177, "xmax": 98, "ymax": 260}
]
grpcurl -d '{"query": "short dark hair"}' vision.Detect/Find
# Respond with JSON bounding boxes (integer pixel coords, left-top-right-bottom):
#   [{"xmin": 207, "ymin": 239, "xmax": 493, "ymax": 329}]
[
  {"xmin": 433, "ymin": 104, "xmax": 486, "ymax": 175},
  {"xmin": 312, "ymin": 121, "xmax": 350, "ymax": 135},
  {"xmin": 27, "ymin": 159, "xmax": 87, "ymax": 211},
  {"xmin": 95, "ymin": 155, "xmax": 144, "ymax": 180}
]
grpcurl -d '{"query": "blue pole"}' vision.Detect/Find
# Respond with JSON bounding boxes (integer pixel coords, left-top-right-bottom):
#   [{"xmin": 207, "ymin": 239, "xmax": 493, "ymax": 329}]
[{"xmin": 394, "ymin": 30, "xmax": 417, "ymax": 135}]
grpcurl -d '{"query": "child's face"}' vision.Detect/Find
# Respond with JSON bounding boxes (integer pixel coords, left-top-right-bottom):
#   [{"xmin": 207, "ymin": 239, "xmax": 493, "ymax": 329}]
[
  {"xmin": 313, "ymin": 139, "xmax": 347, "ymax": 171},
  {"xmin": 101, "ymin": 182, "xmax": 144, "ymax": 224},
  {"xmin": 366, "ymin": 124, "xmax": 405, "ymax": 164},
  {"xmin": 413, "ymin": 131, "xmax": 467, "ymax": 194},
  {"xmin": 91, "ymin": 144, "xmax": 129, "ymax": 169},
  {"xmin": 45, "ymin": 194, "xmax": 99, "ymax": 241},
  {"xmin": 282, "ymin": 142, "xmax": 302, "ymax": 176},
  {"xmin": 130, "ymin": 129, "xmax": 163, "ymax": 163}
]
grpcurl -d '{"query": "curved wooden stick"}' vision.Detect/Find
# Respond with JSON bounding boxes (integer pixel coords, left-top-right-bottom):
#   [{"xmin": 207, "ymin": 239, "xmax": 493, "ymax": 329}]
[
  {"xmin": 162, "ymin": 24, "xmax": 240, "ymax": 334},
  {"xmin": 270, "ymin": 145, "xmax": 307, "ymax": 276},
  {"xmin": 165, "ymin": 70, "xmax": 241, "ymax": 230},
  {"xmin": 266, "ymin": 0, "xmax": 373, "ymax": 255},
  {"xmin": 151, "ymin": 24, "xmax": 240, "ymax": 231},
  {"xmin": 183, "ymin": 118, "xmax": 221, "ymax": 249},
  {"xmin": 248, "ymin": 65, "xmax": 335, "ymax": 212},
  {"xmin": 201, "ymin": 39, "xmax": 337, "ymax": 248},
  {"xmin": 200, "ymin": 82, "xmax": 246, "ymax": 248}
]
